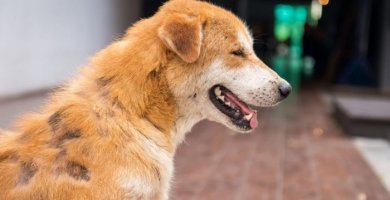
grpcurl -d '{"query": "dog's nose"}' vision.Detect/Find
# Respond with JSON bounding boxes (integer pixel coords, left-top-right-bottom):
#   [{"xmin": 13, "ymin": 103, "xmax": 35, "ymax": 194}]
[{"xmin": 278, "ymin": 81, "xmax": 292, "ymax": 98}]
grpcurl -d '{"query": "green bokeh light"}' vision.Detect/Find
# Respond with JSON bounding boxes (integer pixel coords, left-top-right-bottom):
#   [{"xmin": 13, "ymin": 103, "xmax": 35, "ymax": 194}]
[
  {"xmin": 274, "ymin": 23, "xmax": 290, "ymax": 42},
  {"xmin": 273, "ymin": 4, "xmax": 311, "ymax": 91},
  {"xmin": 274, "ymin": 4, "xmax": 308, "ymax": 43},
  {"xmin": 275, "ymin": 5, "xmax": 294, "ymax": 23},
  {"xmin": 295, "ymin": 6, "xmax": 308, "ymax": 23}
]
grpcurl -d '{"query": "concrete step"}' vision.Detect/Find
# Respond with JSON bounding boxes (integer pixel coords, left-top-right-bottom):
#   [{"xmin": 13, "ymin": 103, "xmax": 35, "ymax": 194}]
[{"xmin": 333, "ymin": 95, "xmax": 390, "ymax": 139}]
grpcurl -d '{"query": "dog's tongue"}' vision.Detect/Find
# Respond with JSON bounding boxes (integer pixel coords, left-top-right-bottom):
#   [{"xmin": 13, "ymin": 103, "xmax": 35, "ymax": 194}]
[
  {"xmin": 224, "ymin": 92, "xmax": 258, "ymax": 129},
  {"xmin": 249, "ymin": 112, "xmax": 258, "ymax": 129}
]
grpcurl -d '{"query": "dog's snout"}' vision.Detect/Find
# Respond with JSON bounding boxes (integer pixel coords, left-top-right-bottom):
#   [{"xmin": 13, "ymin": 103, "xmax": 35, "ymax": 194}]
[{"xmin": 278, "ymin": 81, "xmax": 292, "ymax": 98}]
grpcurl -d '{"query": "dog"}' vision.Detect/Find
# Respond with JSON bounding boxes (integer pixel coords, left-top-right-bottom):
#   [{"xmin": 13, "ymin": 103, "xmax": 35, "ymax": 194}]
[{"xmin": 0, "ymin": 0, "xmax": 291, "ymax": 199}]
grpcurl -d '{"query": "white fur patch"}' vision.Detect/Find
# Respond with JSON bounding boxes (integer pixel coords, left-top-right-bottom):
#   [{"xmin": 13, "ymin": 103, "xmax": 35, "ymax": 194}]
[
  {"xmin": 169, "ymin": 55, "xmax": 284, "ymax": 139},
  {"xmin": 115, "ymin": 122, "xmax": 174, "ymax": 199},
  {"xmin": 203, "ymin": 59, "xmax": 280, "ymax": 107},
  {"xmin": 238, "ymin": 30, "xmax": 252, "ymax": 50},
  {"xmin": 117, "ymin": 171, "xmax": 153, "ymax": 199}
]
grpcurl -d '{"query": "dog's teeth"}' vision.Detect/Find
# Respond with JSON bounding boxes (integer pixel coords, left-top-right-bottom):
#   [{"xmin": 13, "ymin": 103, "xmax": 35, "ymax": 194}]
[
  {"xmin": 215, "ymin": 87, "xmax": 222, "ymax": 96},
  {"xmin": 244, "ymin": 113, "xmax": 253, "ymax": 120},
  {"xmin": 225, "ymin": 101, "xmax": 231, "ymax": 106},
  {"xmin": 218, "ymin": 95, "xmax": 225, "ymax": 101}
]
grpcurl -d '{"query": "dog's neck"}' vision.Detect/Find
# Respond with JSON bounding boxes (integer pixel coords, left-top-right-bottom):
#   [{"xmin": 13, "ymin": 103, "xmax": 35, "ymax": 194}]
[
  {"xmin": 170, "ymin": 99, "xmax": 205, "ymax": 148},
  {"xmin": 89, "ymin": 37, "xmax": 203, "ymax": 152}
]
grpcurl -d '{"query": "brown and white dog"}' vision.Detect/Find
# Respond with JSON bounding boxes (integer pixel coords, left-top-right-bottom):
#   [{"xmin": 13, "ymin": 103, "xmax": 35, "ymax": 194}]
[{"xmin": 0, "ymin": 0, "xmax": 291, "ymax": 199}]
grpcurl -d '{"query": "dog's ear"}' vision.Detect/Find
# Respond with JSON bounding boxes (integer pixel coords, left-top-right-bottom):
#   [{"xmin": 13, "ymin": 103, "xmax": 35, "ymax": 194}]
[{"xmin": 158, "ymin": 14, "xmax": 202, "ymax": 63}]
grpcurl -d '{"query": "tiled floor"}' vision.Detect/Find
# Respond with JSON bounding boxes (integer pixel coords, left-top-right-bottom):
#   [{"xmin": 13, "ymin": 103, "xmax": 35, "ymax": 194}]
[
  {"xmin": 170, "ymin": 90, "xmax": 390, "ymax": 200},
  {"xmin": 0, "ymin": 89, "xmax": 389, "ymax": 200},
  {"xmin": 354, "ymin": 138, "xmax": 390, "ymax": 192}
]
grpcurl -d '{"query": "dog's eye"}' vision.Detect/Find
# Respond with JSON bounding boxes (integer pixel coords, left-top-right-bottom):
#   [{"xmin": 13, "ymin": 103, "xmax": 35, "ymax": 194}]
[{"xmin": 231, "ymin": 49, "xmax": 245, "ymax": 57}]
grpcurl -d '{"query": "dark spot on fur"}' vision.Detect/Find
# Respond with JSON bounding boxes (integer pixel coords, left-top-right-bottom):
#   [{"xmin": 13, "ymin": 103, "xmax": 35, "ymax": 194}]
[
  {"xmin": 0, "ymin": 150, "xmax": 19, "ymax": 163},
  {"xmin": 139, "ymin": 112, "xmax": 146, "ymax": 118},
  {"xmin": 95, "ymin": 111, "xmax": 101, "ymax": 119},
  {"xmin": 18, "ymin": 160, "xmax": 38, "ymax": 185},
  {"xmin": 51, "ymin": 129, "xmax": 81, "ymax": 148},
  {"xmin": 112, "ymin": 97, "xmax": 126, "ymax": 111},
  {"xmin": 66, "ymin": 161, "xmax": 90, "ymax": 181},
  {"xmin": 149, "ymin": 69, "xmax": 159, "ymax": 78},
  {"xmin": 153, "ymin": 166, "xmax": 161, "ymax": 181},
  {"xmin": 58, "ymin": 130, "xmax": 81, "ymax": 142},
  {"xmin": 53, "ymin": 149, "xmax": 67, "ymax": 175},
  {"xmin": 57, "ymin": 149, "xmax": 67, "ymax": 159},
  {"xmin": 96, "ymin": 76, "xmax": 114, "ymax": 87},
  {"xmin": 48, "ymin": 111, "xmax": 62, "ymax": 132},
  {"xmin": 202, "ymin": 21, "xmax": 207, "ymax": 28},
  {"xmin": 100, "ymin": 90, "xmax": 110, "ymax": 98}
]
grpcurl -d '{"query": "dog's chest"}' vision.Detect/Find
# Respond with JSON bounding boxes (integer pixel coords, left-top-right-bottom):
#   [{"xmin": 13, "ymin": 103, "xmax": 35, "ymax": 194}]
[
  {"xmin": 115, "ymin": 160, "xmax": 173, "ymax": 199},
  {"xmin": 113, "ymin": 135, "xmax": 174, "ymax": 199}
]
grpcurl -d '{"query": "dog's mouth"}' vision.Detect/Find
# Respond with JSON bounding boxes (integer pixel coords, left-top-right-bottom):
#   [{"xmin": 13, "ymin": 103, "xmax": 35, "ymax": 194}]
[{"xmin": 209, "ymin": 85, "xmax": 258, "ymax": 130}]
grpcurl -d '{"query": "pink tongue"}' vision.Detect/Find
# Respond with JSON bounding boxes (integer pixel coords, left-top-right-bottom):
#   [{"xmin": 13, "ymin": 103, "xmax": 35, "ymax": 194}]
[
  {"xmin": 224, "ymin": 92, "xmax": 258, "ymax": 129},
  {"xmin": 250, "ymin": 112, "xmax": 258, "ymax": 129}
]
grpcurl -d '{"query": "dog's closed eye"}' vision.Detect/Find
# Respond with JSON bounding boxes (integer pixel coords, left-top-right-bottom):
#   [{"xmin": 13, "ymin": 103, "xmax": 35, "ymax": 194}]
[{"xmin": 231, "ymin": 49, "xmax": 245, "ymax": 57}]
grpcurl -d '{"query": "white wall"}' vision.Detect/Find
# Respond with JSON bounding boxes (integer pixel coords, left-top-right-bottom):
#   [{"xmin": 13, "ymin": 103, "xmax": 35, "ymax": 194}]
[{"xmin": 0, "ymin": 0, "xmax": 141, "ymax": 97}]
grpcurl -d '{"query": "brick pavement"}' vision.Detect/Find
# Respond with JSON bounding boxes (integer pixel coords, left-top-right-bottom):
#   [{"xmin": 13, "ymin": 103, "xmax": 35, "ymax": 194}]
[{"xmin": 170, "ymin": 90, "xmax": 390, "ymax": 200}]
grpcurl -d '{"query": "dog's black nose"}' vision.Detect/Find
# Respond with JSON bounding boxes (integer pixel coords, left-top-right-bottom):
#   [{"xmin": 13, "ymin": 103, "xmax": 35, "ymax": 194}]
[{"xmin": 278, "ymin": 81, "xmax": 292, "ymax": 98}]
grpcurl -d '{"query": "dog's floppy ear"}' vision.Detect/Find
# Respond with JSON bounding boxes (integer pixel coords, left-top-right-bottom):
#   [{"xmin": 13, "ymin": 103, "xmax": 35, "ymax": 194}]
[{"xmin": 158, "ymin": 14, "xmax": 202, "ymax": 63}]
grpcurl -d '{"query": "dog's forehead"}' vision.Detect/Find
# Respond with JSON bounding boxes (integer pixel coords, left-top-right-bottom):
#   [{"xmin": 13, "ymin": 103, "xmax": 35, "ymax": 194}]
[
  {"xmin": 212, "ymin": 16, "xmax": 254, "ymax": 49},
  {"xmin": 218, "ymin": 14, "xmax": 253, "ymax": 49},
  {"xmin": 224, "ymin": 13, "xmax": 252, "ymax": 41},
  {"xmin": 237, "ymin": 28, "xmax": 253, "ymax": 50}
]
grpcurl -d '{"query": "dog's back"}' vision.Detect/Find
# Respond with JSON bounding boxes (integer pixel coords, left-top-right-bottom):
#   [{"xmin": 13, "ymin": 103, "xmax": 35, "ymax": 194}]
[
  {"xmin": 0, "ymin": 77, "xmax": 171, "ymax": 199},
  {"xmin": 0, "ymin": 101, "xmax": 124, "ymax": 199}
]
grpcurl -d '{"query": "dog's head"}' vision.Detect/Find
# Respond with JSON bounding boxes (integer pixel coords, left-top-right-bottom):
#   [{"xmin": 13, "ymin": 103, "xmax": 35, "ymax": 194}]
[{"xmin": 157, "ymin": 0, "xmax": 291, "ymax": 133}]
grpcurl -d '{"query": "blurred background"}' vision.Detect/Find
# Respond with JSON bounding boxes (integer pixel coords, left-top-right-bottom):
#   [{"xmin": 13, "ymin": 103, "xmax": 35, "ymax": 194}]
[{"xmin": 0, "ymin": 0, "xmax": 389, "ymax": 199}]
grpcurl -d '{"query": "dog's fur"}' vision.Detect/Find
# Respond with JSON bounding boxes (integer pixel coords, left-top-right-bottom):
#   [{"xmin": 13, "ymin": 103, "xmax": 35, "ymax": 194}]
[{"xmin": 0, "ymin": 0, "xmax": 289, "ymax": 199}]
